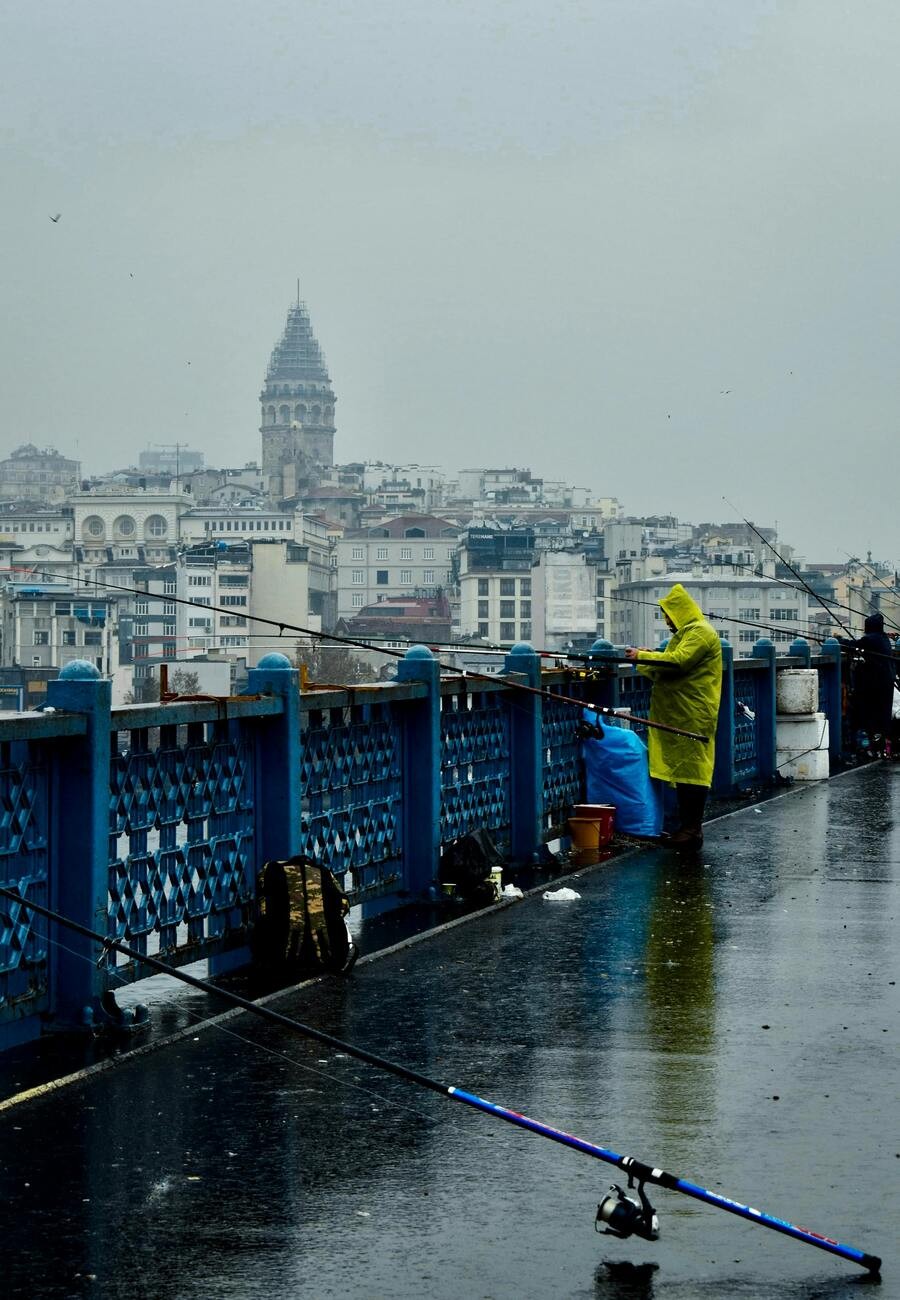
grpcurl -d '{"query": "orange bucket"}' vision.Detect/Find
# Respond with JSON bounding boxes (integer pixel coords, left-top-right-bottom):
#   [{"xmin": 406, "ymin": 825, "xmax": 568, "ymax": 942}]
[{"xmin": 567, "ymin": 805, "xmax": 615, "ymax": 848}]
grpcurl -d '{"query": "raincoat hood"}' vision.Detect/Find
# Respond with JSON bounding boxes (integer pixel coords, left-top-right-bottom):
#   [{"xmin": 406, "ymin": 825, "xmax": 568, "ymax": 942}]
[
  {"xmin": 659, "ymin": 584, "xmax": 704, "ymax": 632},
  {"xmin": 864, "ymin": 613, "xmax": 885, "ymax": 634}
]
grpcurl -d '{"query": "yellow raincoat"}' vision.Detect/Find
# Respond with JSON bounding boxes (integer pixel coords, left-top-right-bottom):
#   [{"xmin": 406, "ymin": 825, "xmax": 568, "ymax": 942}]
[{"xmin": 636, "ymin": 584, "xmax": 722, "ymax": 787}]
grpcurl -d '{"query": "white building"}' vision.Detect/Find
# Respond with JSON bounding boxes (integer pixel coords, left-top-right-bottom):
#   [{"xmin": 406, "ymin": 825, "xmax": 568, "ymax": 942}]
[
  {"xmin": 176, "ymin": 538, "xmax": 317, "ymax": 670},
  {"xmin": 533, "ymin": 550, "xmax": 602, "ymax": 651},
  {"xmin": 179, "ymin": 504, "xmax": 298, "ymax": 545},
  {"xmin": 69, "ymin": 487, "xmax": 186, "ymax": 568},
  {"xmin": 335, "ymin": 515, "xmax": 458, "ymax": 622}
]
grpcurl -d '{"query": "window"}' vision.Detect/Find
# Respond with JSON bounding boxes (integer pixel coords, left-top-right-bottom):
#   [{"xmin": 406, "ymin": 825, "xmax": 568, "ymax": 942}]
[
  {"xmin": 84, "ymin": 631, "xmax": 102, "ymax": 646},
  {"xmin": 520, "ymin": 600, "xmax": 531, "ymax": 618},
  {"xmin": 163, "ymin": 642, "xmax": 177, "ymax": 657},
  {"xmin": 520, "ymin": 579, "xmax": 531, "ymax": 596},
  {"xmin": 739, "ymin": 629, "xmax": 758, "ymax": 642},
  {"xmin": 520, "ymin": 622, "xmax": 532, "ymax": 640},
  {"xmin": 423, "ymin": 547, "xmax": 434, "ymax": 560},
  {"xmin": 376, "ymin": 546, "xmax": 388, "ymax": 560},
  {"xmin": 352, "ymin": 570, "xmax": 365, "ymax": 584},
  {"xmin": 352, "ymin": 546, "xmax": 364, "ymax": 560},
  {"xmin": 189, "ymin": 617, "xmax": 212, "ymax": 628},
  {"xmin": 500, "ymin": 622, "xmax": 516, "ymax": 641},
  {"xmin": 478, "ymin": 578, "xmax": 489, "ymax": 596},
  {"xmin": 399, "ymin": 546, "xmax": 412, "ymax": 560},
  {"xmin": 596, "ymin": 579, "xmax": 605, "ymax": 597},
  {"xmin": 146, "ymin": 515, "xmax": 167, "ymax": 538},
  {"xmin": 478, "ymin": 600, "xmax": 489, "ymax": 618},
  {"xmin": 63, "ymin": 631, "xmax": 76, "ymax": 646},
  {"xmin": 54, "ymin": 602, "xmax": 71, "ymax": 615},
  {"xmin": 352, "ymin": 592, "xmax": 364, "ymax": 608},
  {"xmin": 500, "ymin": 579, "xmax": 515, "ymax": 596},
  {"xmin": 423, "ymin": 569, "xmax": 435, "ymax": 584},
  {"xmin": 221, "ymin": 595, "xmax": 247, "ymax": 606},
  {"xmin": 771, "ymin": 607, "xmax": 798, "ymax": 621},
  {"xmin": 376, "ymin": 570, "xmax": 388, "ymax": 585},
  {"xmin": 400, "ymin": 569, "xmax": 412, "ymax": 584},
  {"xmin": 164, "ymin": 602, "xmax": 175, "ymax": 615},
  {"xmin": 33, "ymin": 631, "xmax": 49, "ymax": 646},
  {"xmin": 500, "ymin": 600, "xmax": 516, "ymax": 618},
  {"xmin": 739, "ymin": 607, "xmax": 760, "ymax": 621},
  {"xmin": 164, "ymin": 580, "xmax": 176, "ymax": 595},
  {"xmin": 478, "ymin": 622, "xmax": 489, "ymax": 637}
]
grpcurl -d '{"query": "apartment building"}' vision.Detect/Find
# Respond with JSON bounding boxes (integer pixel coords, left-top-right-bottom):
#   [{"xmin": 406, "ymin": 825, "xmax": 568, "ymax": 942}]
[
  {"xmin": 335, "ymin": 515, "xmax": 458, "ymax": 621},
  {"xmin": 457, "ymin": 528, "xmax": 536, "ymax": 645},
  {"xmin": 0, "ymin": 581, "xmax": 118, "ymax": 675}
]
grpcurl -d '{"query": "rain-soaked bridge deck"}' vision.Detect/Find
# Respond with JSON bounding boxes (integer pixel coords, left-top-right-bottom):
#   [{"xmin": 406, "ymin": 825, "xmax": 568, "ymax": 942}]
[{"xmin": 1, "ymin": 765, "xmax": 897, "ymax": 1299}]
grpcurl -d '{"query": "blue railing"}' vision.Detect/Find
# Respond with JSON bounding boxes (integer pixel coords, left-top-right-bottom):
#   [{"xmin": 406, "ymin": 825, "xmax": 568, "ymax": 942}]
[{"xmin": 0, "ymin": 637, "xmax": 845, "ymax": 1049}]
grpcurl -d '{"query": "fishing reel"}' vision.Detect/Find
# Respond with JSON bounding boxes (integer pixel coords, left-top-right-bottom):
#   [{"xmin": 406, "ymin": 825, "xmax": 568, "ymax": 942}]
[
  {"xmin": 595, "ymin": 1177, "xmax": 659, "ymax": 1242},
  {"xmin": 575, "ymin": 719, "xmax": 604, "ymax": 741}
]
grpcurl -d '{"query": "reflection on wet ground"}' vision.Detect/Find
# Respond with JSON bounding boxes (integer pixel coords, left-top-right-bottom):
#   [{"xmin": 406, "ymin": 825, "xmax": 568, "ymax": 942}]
[{"xmin": 0, "ymin": 766, "xmax": 897, "ymax": 1298}]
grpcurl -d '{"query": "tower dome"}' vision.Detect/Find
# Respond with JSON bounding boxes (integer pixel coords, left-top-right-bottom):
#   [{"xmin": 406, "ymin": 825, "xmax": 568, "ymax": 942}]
[{"xmin": 260, "ymin": 294, "xmax": 336, "ymax": 497}]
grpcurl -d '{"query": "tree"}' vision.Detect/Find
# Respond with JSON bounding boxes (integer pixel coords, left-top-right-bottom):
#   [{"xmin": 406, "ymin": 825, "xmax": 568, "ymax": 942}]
[
  {"xmin": 123, "ymin": 667, "xmax": 202, "ymax": 704},
  {"xmin": 293, "ymin": 639, "xmax": 377, "ymax": 686}
]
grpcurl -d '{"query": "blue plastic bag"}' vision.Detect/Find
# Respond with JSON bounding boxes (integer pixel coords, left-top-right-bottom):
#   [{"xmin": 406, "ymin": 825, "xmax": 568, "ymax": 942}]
[{"xmin": 581, "ymin": 711, "xmax": 663, "ymax": 838}]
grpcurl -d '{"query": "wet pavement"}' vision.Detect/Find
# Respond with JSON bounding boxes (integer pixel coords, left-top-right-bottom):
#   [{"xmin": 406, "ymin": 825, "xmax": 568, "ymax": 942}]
[{"xmin": 1, "ymin": 765, "xmax": 897, "ymax": 1299}]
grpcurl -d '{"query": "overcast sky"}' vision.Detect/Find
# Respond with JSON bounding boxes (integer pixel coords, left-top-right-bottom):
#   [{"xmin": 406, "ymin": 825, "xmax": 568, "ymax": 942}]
[{"xmin": 1, "ymin": 1, "xmax": 897, "ymax": 564}]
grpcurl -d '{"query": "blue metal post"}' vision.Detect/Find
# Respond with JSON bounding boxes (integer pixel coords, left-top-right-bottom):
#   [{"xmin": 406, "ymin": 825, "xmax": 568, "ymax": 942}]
[
  {"xmin": 246, "ymin": 653, "xmax": 301, "ymax": 866},
  {"xmin": 788, "ymin": 636, "xmax": 812, "ymax": 667},
  {"xmin": 396, "ymin": 646, "xmax": 441, "ymax": 900},
  {"xmin": 46, "ymin": 660, "xmax": 111, "ymax": 1028},
  {"xmin": 818, "ymin": 637, "xmax": 843, "ymax": 762},
  {"xmin": 712, "ymin": 637, "xmax": 735, "ymax": 795},
  {"xmin": 504, "ymin": 643, "xmax": 542, "ymax": 863},
  {"xmin": 752, "ymin": 637, "xmax": 777, "ymax": 783}
]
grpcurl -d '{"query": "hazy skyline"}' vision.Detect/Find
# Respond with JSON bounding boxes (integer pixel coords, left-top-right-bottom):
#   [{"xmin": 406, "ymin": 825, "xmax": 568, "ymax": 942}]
[{"xmin": 1, "ymin": 1, "xmax": 897, "ymax": 564}]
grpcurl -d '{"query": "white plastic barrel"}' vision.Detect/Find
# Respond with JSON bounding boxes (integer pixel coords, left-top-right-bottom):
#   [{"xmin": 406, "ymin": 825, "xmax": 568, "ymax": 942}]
[{"xmin": 776, "ymin": 669, "xmax": 819, "ymax": 716}]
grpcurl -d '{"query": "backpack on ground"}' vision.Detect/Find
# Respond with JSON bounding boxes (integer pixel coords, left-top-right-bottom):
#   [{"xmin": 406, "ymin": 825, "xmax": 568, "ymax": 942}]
[{"xmin": 253, "ymin": 855, "xmax": 358, "ymax": 979}]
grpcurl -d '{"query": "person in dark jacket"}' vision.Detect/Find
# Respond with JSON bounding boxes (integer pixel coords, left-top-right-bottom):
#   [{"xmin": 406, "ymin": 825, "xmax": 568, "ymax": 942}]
[{"xmin": 838, "ymin": 613, "xmax": 897, "ymax": 757}]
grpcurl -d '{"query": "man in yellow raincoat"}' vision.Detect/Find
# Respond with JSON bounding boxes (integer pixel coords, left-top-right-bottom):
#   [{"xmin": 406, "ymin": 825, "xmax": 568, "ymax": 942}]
[{"xmin": 625, "ymin": 584, "xmax": 722, "ymax": 849}]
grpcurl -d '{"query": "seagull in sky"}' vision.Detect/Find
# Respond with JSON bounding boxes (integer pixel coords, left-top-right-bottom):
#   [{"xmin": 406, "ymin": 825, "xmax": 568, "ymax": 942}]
[{"xmin": 49, "ymin": 213, "xmax": 61, "ymax": 223}]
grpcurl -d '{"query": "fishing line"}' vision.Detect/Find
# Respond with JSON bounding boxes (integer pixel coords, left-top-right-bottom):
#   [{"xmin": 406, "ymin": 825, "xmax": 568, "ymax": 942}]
[
  {"xmin": 721, "ymin": 498, "xmax": 854, "ymax": 637},
  {"xmin": 0, "ymin": 884, "xmax": 882, "ymax": 1277}
]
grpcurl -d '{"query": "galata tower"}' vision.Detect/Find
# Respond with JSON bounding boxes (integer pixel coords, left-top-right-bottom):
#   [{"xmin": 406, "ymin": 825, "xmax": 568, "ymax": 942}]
[{"xmin": 260, "ymin": 294, "xmax": 336, "ymax": 497}]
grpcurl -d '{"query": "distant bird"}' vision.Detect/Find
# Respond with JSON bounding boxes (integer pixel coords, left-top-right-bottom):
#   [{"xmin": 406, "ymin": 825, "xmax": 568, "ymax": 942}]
[
  {"xmin": 49, "ymin": 213, "xmax": 61, "ymax": 223},
  {"xmin": 720, "ymin": 389, "xmax": 732, "ymax": 394},
  {"xmin": 667, "ymin": 413, "xmax": 671, "ymax": 419}
]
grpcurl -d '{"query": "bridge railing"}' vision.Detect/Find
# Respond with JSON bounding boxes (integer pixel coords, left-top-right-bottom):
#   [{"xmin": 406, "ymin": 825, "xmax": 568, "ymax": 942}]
[{"xmin": 0, "ymin": 638, "xmax": 845, "ymax": 1049}]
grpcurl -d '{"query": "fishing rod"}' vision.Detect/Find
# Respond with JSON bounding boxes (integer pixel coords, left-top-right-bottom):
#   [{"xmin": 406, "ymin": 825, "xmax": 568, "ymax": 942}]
[
  {"xmin": 721, "ymin": 499, "xmax": 854, "ymax": 638},
  {"xmin": 0, "ymin": 884, "xmax": 880, "ymax": 1276},
  {"xmin": 12, "ymin": 565, "xmax": 709, "ymax": 742}
]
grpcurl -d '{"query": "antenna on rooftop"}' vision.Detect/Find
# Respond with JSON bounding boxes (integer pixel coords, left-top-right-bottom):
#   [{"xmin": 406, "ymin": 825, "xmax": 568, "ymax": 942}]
[{"xmin": 297, "ymin": 278, "xmax": 300, "ymax": 307}]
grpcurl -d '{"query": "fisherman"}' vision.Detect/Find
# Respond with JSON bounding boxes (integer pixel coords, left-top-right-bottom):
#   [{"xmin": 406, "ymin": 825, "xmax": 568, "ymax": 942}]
[
  {"xmin": 625, "ymin": 584, "xmax": 722, "ymax": 850},
  {"xmin": 837, "ymin": 612, "xmax": 897, "ymax": 758}
]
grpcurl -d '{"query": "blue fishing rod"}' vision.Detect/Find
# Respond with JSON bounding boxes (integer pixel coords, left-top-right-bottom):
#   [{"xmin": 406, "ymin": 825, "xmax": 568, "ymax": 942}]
[{"xmin": 0, "ymin": 884, "xmax": 881, "ymax": 1276}]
